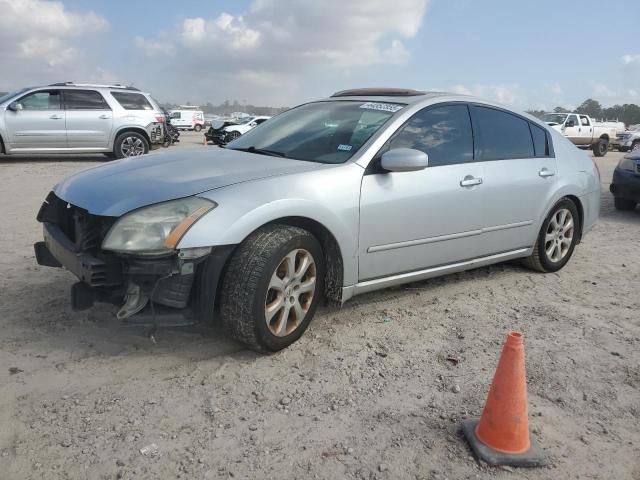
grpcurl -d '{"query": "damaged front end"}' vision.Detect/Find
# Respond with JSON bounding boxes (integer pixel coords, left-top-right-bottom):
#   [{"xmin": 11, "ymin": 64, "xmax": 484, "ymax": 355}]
[{"xmin": 34, "ymin": 192, "xmax": 230, "ymax": 327}]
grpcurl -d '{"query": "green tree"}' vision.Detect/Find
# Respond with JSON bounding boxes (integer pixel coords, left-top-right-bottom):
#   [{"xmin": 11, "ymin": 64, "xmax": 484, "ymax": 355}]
[{"xmin": 576, "ymin": 99, "xmax": 602, "ymax": 118}]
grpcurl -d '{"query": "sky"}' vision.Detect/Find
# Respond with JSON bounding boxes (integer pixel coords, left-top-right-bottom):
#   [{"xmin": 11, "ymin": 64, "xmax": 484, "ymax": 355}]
[{"xmin": 1, "ymin": 0, "xmax": 638, "ymax": 110}]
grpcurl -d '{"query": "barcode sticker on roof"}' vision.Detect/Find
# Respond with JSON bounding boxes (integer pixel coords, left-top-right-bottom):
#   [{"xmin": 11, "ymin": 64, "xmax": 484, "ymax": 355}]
[{"xmin": 359, "ymin": 102, "xmax": 404, "ymax": 113}]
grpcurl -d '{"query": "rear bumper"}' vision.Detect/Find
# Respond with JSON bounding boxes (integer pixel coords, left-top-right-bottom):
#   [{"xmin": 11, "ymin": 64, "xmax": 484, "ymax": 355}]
[{"xmin": 610, "ymin": 168, "xmax": 640, "ymax": 201}]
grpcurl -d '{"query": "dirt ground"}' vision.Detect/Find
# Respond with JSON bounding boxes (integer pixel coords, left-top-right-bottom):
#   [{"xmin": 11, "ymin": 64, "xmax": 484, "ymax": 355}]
[{"xmin": 1, "ymin": 133, "xmax": 639, "ymax": 480}]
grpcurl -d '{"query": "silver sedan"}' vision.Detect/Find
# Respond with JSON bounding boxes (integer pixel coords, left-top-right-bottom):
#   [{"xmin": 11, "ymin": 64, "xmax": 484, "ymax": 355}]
[{"xmin": 36, "ymin": 88, "xmax": 600, "ymax": 351}]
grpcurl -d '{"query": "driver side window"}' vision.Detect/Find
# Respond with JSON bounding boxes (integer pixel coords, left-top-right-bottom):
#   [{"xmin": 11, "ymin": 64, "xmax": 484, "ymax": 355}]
[
  {"xmin": 19, "ymin": 90, "xmax": 61, "ymax": 110},
  {"xmin": 384, "ymin": 104, "xmax": 474, "ymax": 167}
]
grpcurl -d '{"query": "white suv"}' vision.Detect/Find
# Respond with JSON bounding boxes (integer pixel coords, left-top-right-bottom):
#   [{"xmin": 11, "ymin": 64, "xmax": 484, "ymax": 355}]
[{"xmin": 0, "ymin": 83, "xmax": 165, "ymax": 158}]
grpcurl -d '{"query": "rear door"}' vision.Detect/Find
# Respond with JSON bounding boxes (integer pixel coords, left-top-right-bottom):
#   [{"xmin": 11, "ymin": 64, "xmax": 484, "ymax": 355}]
[
  {"xmin": 359, "ymin": 103, "xmax": 484, "ymax": 280},
  {"xmin": 4, "ymin": 89, "xmax": 66, "ymax": 150},
  {"xmin": 470, "ymin": 105, "xmax": 557, "ymax": 255},
  {"xmin": 63, "ymin": 89, "xmax": 113, "ymax": 149}
]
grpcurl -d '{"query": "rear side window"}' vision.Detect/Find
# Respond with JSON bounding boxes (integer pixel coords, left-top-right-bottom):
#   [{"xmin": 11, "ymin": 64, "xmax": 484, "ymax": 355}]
[
  {"xmin": 386, "ymin": 104, "xmax": 474, "ymax": 167},
  {"xmin": 111, "ymin": 92, "xmax": 153, "ymax": 110},
  {"xmin": 19, "ymin": 90, "xmax": 61, "ymax": 110},
  {"xmin": 473, "ymin": 106, "xmax": 534, "ymax": 160},
  {"xmin": 64, "ymin": 90, "xmax": 110, "ymax": 110},
  {"xmin": 529, "ymin": 123, "xmax": 550, "ymax": 157}
]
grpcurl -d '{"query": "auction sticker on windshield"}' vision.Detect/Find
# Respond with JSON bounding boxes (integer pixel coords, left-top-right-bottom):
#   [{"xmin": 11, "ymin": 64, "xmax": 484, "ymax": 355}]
[{"xmin": 359, "ymin": 102, "xmax": 404, "ymax": 113}]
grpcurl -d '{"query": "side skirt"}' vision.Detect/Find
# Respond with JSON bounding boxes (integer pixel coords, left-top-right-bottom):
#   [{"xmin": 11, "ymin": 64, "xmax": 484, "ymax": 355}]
[{"xmin": 341, "ymin": 248, "xmax": 531, "ymax": 302}]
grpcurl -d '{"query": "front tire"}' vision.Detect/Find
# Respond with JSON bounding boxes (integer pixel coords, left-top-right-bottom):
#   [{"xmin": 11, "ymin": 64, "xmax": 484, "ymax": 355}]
[
  {"xmin": 592, "ymin": 138, "xmax": 608, "ymax": 157},
  {"xmin": 523, "ymin": 198, "xmax": 580, "ymax": 273},
  {"xmin": 614, "ymin": 197, "xmax": 637, "ymax": 211},
  {"xmin": 114, "ymin": 132, "xmax": 149, "ymax": 159},
  {"xmin": 632, "ymin": 141, "xmax": 640, "ymax": 152},
  {"xmin": 219, "ymin": 225, "xmax": 325, "ymax": 352}
]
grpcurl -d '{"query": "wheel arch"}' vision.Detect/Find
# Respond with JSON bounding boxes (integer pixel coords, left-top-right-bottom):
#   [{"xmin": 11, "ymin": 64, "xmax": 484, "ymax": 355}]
[
  {"xmin": 599, "ymin": 134, "xmax": 609, "ymax": 141},
  {"xmin": 206, "ymin": 216, "xmax": 345, "ymax": 308},
  {"xmin": 112, "ymin": 126, "xmax": 151, "ymax": 150},
  {"xmin": 0, "ymin": 133, "xmax": 5, "ymax": 154},
  {"xmin": 563, "ymin": 194, "xmax": 584, "ymax": 243}
]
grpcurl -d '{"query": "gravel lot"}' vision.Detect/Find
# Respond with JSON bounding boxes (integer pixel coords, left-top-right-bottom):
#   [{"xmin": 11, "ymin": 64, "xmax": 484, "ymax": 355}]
[{"xmin": 1, "ymin": 133, "xmax": 639, "ymax": 479}]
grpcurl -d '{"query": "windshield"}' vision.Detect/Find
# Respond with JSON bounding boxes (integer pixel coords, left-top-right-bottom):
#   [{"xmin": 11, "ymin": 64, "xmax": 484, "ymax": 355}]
[
  {"xmin": 542, "ymin": 113, "xmax": 567, "ymax": 125},
  {"xmin": 0, "ymin": 88, "xmax": 30, "ymax": 105},
  {"xmin": 227, "ymin": 101, "xmax": 403, "ymax": 163}
]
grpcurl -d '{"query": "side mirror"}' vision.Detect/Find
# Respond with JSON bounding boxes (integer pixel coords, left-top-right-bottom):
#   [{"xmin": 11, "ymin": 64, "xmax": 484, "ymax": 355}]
[
  {"xmin": 381, "ymin": 148, "xmax": 429, "ymax": 172},
  {"xmin": 566, "ymin": 120, "xmax": 575, "ymax": 128},
  {"xmin": 8, "ymin": 102, "xmax": 23, "ymax": 112},
  {"xmin": 248, "ymin": 122, "xmax": 256, "ymax": 127}
]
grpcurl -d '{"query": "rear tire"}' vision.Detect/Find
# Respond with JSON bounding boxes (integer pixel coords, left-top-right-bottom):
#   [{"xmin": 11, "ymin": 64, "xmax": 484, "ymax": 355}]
[
  {"xmin": 614, "ymin": 197, "xmax": 637, "ymax": 211},
  {"xmin": 522, "ymin": 198, "xmax": 580, "ymax": 273},
  {"xmin": 114, "ymin": 132, "xmax": 149, "ymax": 159},
  {"xmin": 219, "ymin": 225, "xmax": 325, "ymax": 352},
  {"xmin": 592, "ymin": 138, "xmax": 608, "ymax": 157},
  {"xmin": 194, "ymin": 124, "xmax": 202, "ymax": 132}
]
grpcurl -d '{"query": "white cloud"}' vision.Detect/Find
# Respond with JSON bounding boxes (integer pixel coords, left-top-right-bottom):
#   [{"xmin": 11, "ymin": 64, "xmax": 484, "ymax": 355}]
[
  {"xmin": 132, "ymin": 0, "xmax": 430, "ymax": 103},
  {"xmin": 0, "ymin": 0, "xmax": 111, "ymax": 88},
  {"xmin": 544, "ymin": 83, "xmax": 563, "ymax": 95},
  {"xmin": 451, "ymin": 84, "xmax": 524, "ymax": 107},
  {"xmin": 621, "ymin": 54, "xmax": 640, "ymax": 65},
  {"xmin": 591, "ymin": 83, "xmax": 616, "ymax": 97}
]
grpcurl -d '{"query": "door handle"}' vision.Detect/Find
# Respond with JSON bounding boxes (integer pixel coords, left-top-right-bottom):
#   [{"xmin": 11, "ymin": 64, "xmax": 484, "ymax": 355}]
[
  {"xmin": 539, "ymin": 168, "xmax": 555, "ymax": 178},
  {"xmin": 99, "ymin": 114, "xmax": 111, "ymax": 119},
  {"xmin": 50, "ymin": 114, "xmax": 62, "ymax": 120},
  {"xmin": 460, "ymin": 176, "xmax": 483, "ymax": 187}
]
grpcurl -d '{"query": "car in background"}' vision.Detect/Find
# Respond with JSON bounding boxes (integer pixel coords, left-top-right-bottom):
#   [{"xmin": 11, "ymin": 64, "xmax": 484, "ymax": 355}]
[
  {"xmin": 34, "ymin": 88, "xmax": 600, "ymax": 352},
  {"xmin": 169, "ymin": 108, "xmax": 206, "ymax": 132},
  {"xmin": 223, "ymin": 115, "xmax": 271, "ymax": 142},
  {"xmin": 0, "ymin": 82, "xmax": 165, "ymax": 158},
  {"xmin": 610, "ymin": 151, "xmax": 640, "ymax": 210},
  {"xmin": 616, "ymin": 125, "xmax": 640, "ymax": 152},
  {"xmin": 542, "ymin": 112, "xmax": 619, "ymax": 156}
]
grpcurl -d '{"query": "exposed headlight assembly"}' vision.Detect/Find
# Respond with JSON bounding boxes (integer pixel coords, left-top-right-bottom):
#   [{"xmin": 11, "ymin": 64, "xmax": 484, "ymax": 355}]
[{"xmin": 102, "ymin": 197, "xmax": 216, "ymax": 254}]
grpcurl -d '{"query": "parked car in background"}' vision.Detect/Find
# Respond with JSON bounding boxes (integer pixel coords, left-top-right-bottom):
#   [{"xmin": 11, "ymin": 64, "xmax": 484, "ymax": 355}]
[
  {"xmin": 610, "ymin": 151, "xmax": 640, "ymax": 210},
  {"xmin": 204, "ymin": 118, "xmax": 239, "ymax": 145},
  {"xmin": 169, "ymin": 108, "xmax": 205, "ymax": 131},
  {"xmin": 616, "ymin": 124, "xmax": 640, "ymax": 152},
  {"xmin": 542, "ymin": 112, "xmax": 619, "ymax": 156},
  {"xmin": 0, "ymin": 83, "xmax": 165, "ymax": 158},
  {"xmin": 223, "ymin": 115, "xmax": 271, "ymax": 142},
  {"xmin": 34, "ymin": 89, "xmax": 600, "ymax": 352}
]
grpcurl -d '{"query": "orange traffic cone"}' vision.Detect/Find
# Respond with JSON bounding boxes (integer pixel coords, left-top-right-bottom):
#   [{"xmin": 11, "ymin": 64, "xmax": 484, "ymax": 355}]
[{"xmin": 462, "ymin": 332, "xmax": 545, "ymax": 467}]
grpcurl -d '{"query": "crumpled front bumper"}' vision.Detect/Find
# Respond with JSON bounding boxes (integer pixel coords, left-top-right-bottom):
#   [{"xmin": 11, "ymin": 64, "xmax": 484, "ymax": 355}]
[{"xmin": 33, "ymin": 192, "xmax": 233, "ymax": 326}]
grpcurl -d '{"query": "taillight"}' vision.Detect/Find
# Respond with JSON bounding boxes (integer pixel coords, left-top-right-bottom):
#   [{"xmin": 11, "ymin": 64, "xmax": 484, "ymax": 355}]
[{"xmin": 155, "ymin": 115, "xmax": 166, "ymax": 123}]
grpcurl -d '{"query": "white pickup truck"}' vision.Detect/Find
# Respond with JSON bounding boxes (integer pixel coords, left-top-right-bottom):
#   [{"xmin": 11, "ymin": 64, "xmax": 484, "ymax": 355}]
[{"xmin": 542, "ymin": 112, "xmax": 620, "ymax": 157}]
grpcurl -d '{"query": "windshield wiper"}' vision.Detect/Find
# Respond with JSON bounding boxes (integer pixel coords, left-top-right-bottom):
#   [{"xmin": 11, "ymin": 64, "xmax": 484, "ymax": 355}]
[{"xmin": 232, "ymin": 146, "xmax": 286, "ymax": 158}]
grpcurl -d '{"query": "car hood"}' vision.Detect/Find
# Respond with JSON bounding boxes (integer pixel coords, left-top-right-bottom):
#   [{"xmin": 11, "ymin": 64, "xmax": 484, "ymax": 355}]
[{"xmin": 54, "ymin": 148, "xmax": 324, "ymax": 216}]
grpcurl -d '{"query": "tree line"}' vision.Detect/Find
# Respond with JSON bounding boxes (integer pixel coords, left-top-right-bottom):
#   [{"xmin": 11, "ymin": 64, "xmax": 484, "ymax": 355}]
[
  {"xmin": 527, "ymin": 99, "xmax": 640, "ymax": 127},
  {"xmin": 159, "ymin": 99, "xmax": 288, "ymax": 117}
]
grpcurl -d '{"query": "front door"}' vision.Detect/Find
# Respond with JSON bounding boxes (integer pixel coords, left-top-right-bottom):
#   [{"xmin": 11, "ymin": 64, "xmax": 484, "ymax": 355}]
[
  {"xmin": 563, "ymin": 114, "xmax": 588, "ymax": 144},
  {"xmin": 359, "ymin": 103, "xmax": 484, "ymax": 280},
  {"xmin": 63, "ymin": 89, "xmax": 113, "ymax": 149},
  {"xmin": 4, "ymin": 89, "xmax": 66, "ymax": 151}
]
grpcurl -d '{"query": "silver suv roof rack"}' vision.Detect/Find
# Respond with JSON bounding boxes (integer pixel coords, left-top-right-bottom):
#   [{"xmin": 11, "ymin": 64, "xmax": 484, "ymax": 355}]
[{"xmin": 48, "ymin": 82, "xmax": 140, "ymax": 91}]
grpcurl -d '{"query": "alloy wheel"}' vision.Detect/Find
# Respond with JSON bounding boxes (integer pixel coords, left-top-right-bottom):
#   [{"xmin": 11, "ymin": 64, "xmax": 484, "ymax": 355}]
[
  {"xmin": 265, "ymin": 249, "xmax": 317, "ymax": 337},
  {"xmin": 121, "ymin": 136, "xmax": 145, "ymax": 157},
  {"xmin": 544, "ymin": 208, "xmax": 574, "ymax": 262}
]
